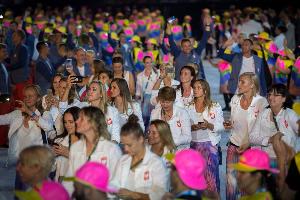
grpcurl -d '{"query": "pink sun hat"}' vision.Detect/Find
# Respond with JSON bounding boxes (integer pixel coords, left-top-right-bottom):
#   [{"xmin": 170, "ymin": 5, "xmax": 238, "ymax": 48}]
[
  {"xmin": 170, "ymin": 149, "xmax": 207, "ymax": 190},
  {"xmin": 231, "ymin": 148, "xmax": 279, "ymax": 173},
  {"xmin": 15, "ymin": 180, "xmax": 70, "ymax": 200},
  {"xmin": 75, "ymin": 162, "xmax": 117, "ymax": 193}
]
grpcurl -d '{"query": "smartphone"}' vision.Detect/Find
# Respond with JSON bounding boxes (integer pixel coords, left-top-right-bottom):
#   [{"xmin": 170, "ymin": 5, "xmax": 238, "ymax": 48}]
[
  {"xmin": 65, "ymin": 58, "xmax": 73, "ymax": 71},
  {"xmin": 198, "ymin": 121, "xmax": 204, "ymax": 125},
  {"xmin": 167, "ymin": 16, "xmax": 177, "ymax": 24},
  {"xmin": 165, "ymin": 67, "xmax": 174, "ymax": 74},
  {"xmin": 0, "ymin": 94, "xmax": 10, "ymax": 103},
  {"xmin": 70, "ymin": 75, "xmax": 83, "ymax": 83}
]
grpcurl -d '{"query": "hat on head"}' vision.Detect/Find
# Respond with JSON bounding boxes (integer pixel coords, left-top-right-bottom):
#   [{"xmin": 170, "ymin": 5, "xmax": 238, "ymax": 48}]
[
  {"xmin": 131, "ymin": 35, "xmax": 142, "ymax": 44},
  {"xmin": 231, "ymin": 148, "xmax": 279, "ymax": 173},
  {"xmin": 75, "ymin": 162, "xmax": 117, "ymax": 193},
  {"xmin": 147, "ymin": 38, "xmax": 158, "ymax": 46},
  {"xmin": 166, "ymin": 149, "xmax": 207, "ymax": 190},
  {"xmin": 15, "ymin": 180, "xmax": 70, "ymax": 200},
  {"xmin": 255, "ymin": 32, "xmax": 271, "ymax": 41}
]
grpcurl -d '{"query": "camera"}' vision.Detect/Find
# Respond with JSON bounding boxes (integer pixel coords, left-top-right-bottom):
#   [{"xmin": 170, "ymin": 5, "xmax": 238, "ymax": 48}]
[
  {"xmin": 167, "ymin": 16, "xmax": 177, "ymax": 25},
  {"xmin": 0, "ymin": 94, "xmax": 10, "ymax": 103},
  {"xmin": 70, "ymin": 75, "xmax": 83, "ymax": 83}
]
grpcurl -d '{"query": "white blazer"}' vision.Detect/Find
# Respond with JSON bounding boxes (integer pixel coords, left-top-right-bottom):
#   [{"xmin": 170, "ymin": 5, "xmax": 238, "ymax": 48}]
[
  {"xmin": 150, "ymin": 105, "xmax": 192, "ymax": 149},
  {"xmin": 111, "ymin": 147, "xmax": 167, "ymax": 200},
  {"xmin": 229, "ymin": 94, "xmax": 268, "ymax": 146},
  {"xmin": 0, "ymin": 110, "xmax": 47, "ymax": 159},
  {"xmin": 186, "ymin": 102, "xmax": 224, "ymax": 146},
  {"xmin": 249, "ymin": 108, "xmax": 300, "ymax": 158},
  {"xmin": 59, "ymin": 101, "xmax": 121, "ymax": 143},
  {"xmin": 63, "ymin": 137, "xmax": 122, "ymax": 195}
]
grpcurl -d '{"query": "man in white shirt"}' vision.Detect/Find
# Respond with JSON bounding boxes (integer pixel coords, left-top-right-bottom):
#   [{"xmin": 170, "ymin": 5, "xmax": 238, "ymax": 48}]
[{"xmin": 240, "ymin": 13, "xmax": 263, "ymax": 38}]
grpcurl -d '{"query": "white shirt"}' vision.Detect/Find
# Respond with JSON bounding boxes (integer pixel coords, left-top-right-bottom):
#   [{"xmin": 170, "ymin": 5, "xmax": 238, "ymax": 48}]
[
  {"xmin": 150, "ymin": 105, "xmax": 192, "ymax": 149},
  {"xmin": 77, "ymin": 66, "xmax": 85, "ymax": 77},
  {"xmin": 229, "ymin": 95, "xmax": 268, "ymax": 146},
  {"xmin": 63, "ymin": 138, "xmax": 122, "ymax": 195},
  {"xmin": 186, "ymin": 102, "xmax": 224, "ymax": 145},
  {"xmin": 117, "ymin": 101, "xmax": 145, "ymax": 131},
  {"xmin": 136, "ymin": 69, "xmax": 158, "ymax": 98},
  {"xmin": 53, "ymin": 135, "xmax": 70, "ymax": 181},
  {"xmin": 59, "ymin": 101, "xmax": 121, "ymax": 142},
  {"xmin": 111, "ymin": 147, "xmax": 167, "ymax": 200},
  {"xmin": 249, "ymin": 108, "xmax": 299, "ymax": 158},
  {"xmin": 240, "ymin": 19, "xmax": 263, "ymax": 37},
  {"xmin": 274, "ymin": 33, "xmax": 286, "ymax": 51},
  {"xmin": 239, "ymin": 56, "xmax": 255, "ymax": 75},
  {"xmin": 0, "ymin": 110, "xmax": 45, "ymax": 160}
]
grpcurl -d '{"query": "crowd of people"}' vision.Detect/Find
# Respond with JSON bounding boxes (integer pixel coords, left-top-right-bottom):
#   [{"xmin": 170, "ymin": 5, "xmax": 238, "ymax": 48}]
[{"xmin": 0, "ymin": 4, "xmax": 300, "ymax": 200}]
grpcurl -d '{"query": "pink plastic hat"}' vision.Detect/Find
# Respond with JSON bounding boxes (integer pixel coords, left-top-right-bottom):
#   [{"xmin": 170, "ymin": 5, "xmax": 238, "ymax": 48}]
[
  {"xmin": 232, "ymin": 148, "xmax": 279, "ymax": 173},
  {"xmin": 15, "ymin": 180, "xmax": 70, "ymax": 200},
  {"xmin": 75, "ymin": 162, "xmax": 117, "ymax": 193},
  {"xmin": 173, "ymin": 149, "xmax": 207, "ymax": 190}
]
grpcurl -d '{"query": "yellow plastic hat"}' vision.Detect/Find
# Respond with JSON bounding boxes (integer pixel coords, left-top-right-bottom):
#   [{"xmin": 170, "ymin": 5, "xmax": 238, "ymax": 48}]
[
  {"xmin": 256, "ymin": 32, "xmax": 271, "ymax": 41},
  {"xmin": 147, "ymin": 38, "xmax": 158, "ymax": 46},
  {"xmin": 56, "ymin": 26, "xmax": 67, "ymax": 34},
  {"xmin": 292, "ymin": 102, "xmax": 300, "ymax": 116},
  {"xmin": 25, "ymin": 17, "xmax": 32, "ymax": 24},
  {"xmin": 132, "ymin": 35, "xmax": 142, "ymax": 44},
  {"xmin": 45, "ymin": 27, "xmax": 53, "ymax": 34},
  {"xmin": 124, "ymin": 19, "xmax": 130, "ymax": 27},
  {"xmin": 103, "ymin": 23, "xmax": 110, "ymax": 32},
  {"xmin": 111, "ymin": 32, "xmax": 119, "ymax": 40}
]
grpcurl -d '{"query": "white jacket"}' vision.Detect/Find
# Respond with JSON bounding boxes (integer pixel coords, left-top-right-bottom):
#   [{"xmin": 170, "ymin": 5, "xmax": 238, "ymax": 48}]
[
  {"xmin": 229, "ymin": 94, "xmax": 268, "ymax": 146},
  {"xmin": 150, "ymin": 105, "xmax": 192, "ymax": 149},
  {"xmin": 186, "ymin": 102, "xmax": 224, "ymax": 146},
  {"xmin": 59, "ymin": 101, "xmax": 121, "ymax": 143},
  {"xmin": 53, "ymin": 135, "xmax": 69, "ymax": 181},
  {"xmin": 111, "ymin": 147, "xmax": 167, "ymax": 200},
  {"xmin": 249, "ymin": 108, "xmax": 299, "ymax": 158},
  {"xmin": 117, "ymin": 102, "xmax": 145, "ymax": 131},
  {"xmin": 0, "ymin": 110, "xmax": 50, "ymax": 159},
  {"xmin": 63, "ymin": 137, "xmax": 122, "ymax": 195}
]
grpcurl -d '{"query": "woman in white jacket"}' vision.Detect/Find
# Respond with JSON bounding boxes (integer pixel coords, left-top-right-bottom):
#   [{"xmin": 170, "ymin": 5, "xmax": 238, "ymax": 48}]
[
  {"xmin": 249, "ymin": 84, "xmax": 300, "ymax": 189},
  {"xmin": 52, "ymin": 106, "xmax": 81, "ymax": 182},
  {"xmin": 111, "ymin": 115, "xmax": 168, "ymax": 200},
  {"xmin": 223, "ymin": 72, "xmax": 268, "ymax": 200},
  {"xmin": 59, "ymin": 78, "xmax": 121, "ymax": 143},
  {"xmin": 63, "ymin": 106, "xmax": 122, "ymax": 195},
  {"xmin": 110, "ymin": 78, "xmax": 145, "ymax": 131},
  {"xmin": 186, "ymin": 79, "xmax": 224, "ymax": 198},
  {"xmin": 0, "ymin": 85, "xmax": 53, "ymax": 162},
  {"xmin": 150, "ymin": 86, "xmax": 191, "ymax": 150}
]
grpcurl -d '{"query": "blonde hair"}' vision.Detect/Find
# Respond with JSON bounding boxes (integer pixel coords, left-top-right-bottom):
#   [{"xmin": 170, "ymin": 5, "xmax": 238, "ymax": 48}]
[
  {"xmin": 150, "ymin": 120, "xmax": 176, "ymax": 152},
  {"xmin": 89, "ymin": 81, "xmax": 109, "ymax": 114},
  {"xmin": 159, "ymin": 63, "xmax": 175, "ymax": 79},
  {"xmin": 23, "ymin": 84, "xmax": 43, "ymax": 113},
  {"xmin": 239, "ymin": 72, "xmax": 260, "ymax": 96},
  {"xmin": 19, "ymin": 145, "xmax": 55, "ymax": 178}
]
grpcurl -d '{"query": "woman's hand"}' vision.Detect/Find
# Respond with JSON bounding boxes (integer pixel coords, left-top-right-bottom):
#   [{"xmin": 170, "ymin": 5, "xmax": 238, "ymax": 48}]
[
  {"xmin": 237, "ymin": 143, "xmax": 250, "ymax": 154},
  {"xmin": 223, "ymin": 120, "xmax": 233, "ymax": 130},
  {"xmin": 53, "ymin": 144, "xmax": 69, "ymax": 158},
  {"xmin": 16, "ymin": 100, "xmax": 31, "ymax": 115},
  {"xmin": 162, "ymin": 192, "xmax": 174, "ymax": 200},
  {"xmin": 118, "ymin": 188, "xmax": 134, "ymax": 199},
  {"xmin": 191, "ymin": 124, "xmax": 201, "ymax": 131}
]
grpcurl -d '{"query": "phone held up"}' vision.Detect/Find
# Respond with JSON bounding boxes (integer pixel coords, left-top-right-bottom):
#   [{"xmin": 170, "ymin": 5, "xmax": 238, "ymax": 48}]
[{"xmin": 70, "ymin": 75, "xmax": 83, "ymax": 84}]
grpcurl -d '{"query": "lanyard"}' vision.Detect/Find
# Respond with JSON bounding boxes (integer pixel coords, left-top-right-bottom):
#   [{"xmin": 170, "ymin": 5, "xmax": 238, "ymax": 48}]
[
  {"xmin": 142, "ymin": 70, "xmax": 152, "ymax": 100},
  {"xmin": 271, "ymin": 110, "xmax": 280, "ymax": 131},
  {"xmin": 87, "ymin": 138, "xmax": 99, "ymax": 161}
]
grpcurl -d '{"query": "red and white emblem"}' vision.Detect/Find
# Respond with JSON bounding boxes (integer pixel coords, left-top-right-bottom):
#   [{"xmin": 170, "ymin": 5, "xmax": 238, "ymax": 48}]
[
  {"xmin": 144, "ymin": 170, "xmax": 149, "ymax": 181},
  {"xmin": 100, "ymin": 156, "xmax": 107, "ymax": 165},
  {"xmin": 209, "ymin": 112, "xmax": 215, "ymax": 119},
  {"xmin": 284, "ymin": 120, "xmax": 288, "ymax": 128},
  {"xmin": 107, "ymin": 118, "xmax": 112, "ymax": 125},
  {"xmin": 176, "ymin": 120, "xmax": 181, "ymax": 127}
]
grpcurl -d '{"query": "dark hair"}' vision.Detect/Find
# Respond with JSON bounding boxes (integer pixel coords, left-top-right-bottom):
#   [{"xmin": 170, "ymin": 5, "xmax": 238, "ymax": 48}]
[
  {"xmin": 93, "ymin": 59, "xmax": 106, "ymax": 74},
  {"xmin": 112, "ymin": 56, "xmax": 123, "ymax": 64},
  {"xmin": 79, "ymin": 33, "xmax": 90, "ymax": 45},
  {"xmin": 181, "ymin": 38, "xmax": 191, "ymax": 46},
  {"xmin": 243, "ymin": 38, "xmax": 254, "ymax": 45},
  {"xmin": 80, "ymin": 106, "xmax": 111, "ymax": 140},
  {"xmin": 99, "ymin": 69, "xmax": 113, "ymax": 79},
  {"xmin": 121, "ymin": 114, "xmax": 144, "ymax": 139},
  {"xmin": 276, "ymin": 25, "xmax": 287, "ymax": 33},
  {"xmin": 177, "ymin": 65, "xmax": 196, "ymax": 96},
  {"xmin": 158, "ymin": 86, "xmax": 176, "ymax": 102},
  {"xmin": 36, "ymin": 41, "xmax": 48, "ymax": 52},
  {"xmin": 249, "ymin": 13, "xmax": 255, "ymax": 20},
  {"xmin": 143, "ymin": 55, "xmax": 152, "ymax": 63},
  {"xmin": 250, "ymin": 170, "xmax": 277, "ymax": 199},
  {"xmin": 268, "ymin": 84, "xmax": 293, "ymax": 108},
  {"xmin": 14, "ymin": 29, "xmax": 26, "ymax": 40},
  {"xmin": 53, "ymin": 107, "xmax": 81, "ymax": 143}
]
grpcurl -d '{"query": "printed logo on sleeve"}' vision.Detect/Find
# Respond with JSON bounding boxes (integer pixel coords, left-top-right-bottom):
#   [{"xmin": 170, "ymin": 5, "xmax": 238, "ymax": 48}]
[{"xmin": 144, "ymin": 170, "xmax": 149, "ymax": 181}]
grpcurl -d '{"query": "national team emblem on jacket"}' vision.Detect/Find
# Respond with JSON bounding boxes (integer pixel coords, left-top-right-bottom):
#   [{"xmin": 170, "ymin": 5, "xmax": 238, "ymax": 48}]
[
  {"xmin": 284, "ymin": 120, "xmax": 288, "ymax": 128},
  {"xmin": 107, "ymin": 118, "xmax": 112, "ymax": 125},
  {"xmin": 100, "ymin": 156, "xmax": 107, "ymax": 165},
  {"xmin": 254, "ymin": 108, "xmax": 259, "ymax": 118},
  {"xmin": 176, "ymin": 120, "xmax": 181, "ymax": 127},
  {"xmin": 144, "ymin": 170, "xmax": 149, "ymax": 181},
  {"xmin": 209, "ymin": 112, "xmax": 215, "ymax": 119}
]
